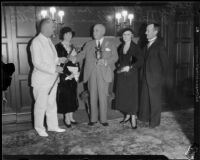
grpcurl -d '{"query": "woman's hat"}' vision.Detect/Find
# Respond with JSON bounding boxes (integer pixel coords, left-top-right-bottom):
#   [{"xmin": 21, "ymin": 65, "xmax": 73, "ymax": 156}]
[
  {"xmin": 59, "ymin": 26, "xmax": 75, "ymax": 40},
  {"xmin": 120, "ymin": 28, "xmax": 134, "ymax": 36}
]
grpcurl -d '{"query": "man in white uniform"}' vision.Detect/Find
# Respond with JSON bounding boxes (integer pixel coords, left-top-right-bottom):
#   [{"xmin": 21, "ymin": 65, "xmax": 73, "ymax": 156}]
[{"xmin": 30, "ymin": 18, "xmax": 66, "ymax": 137}]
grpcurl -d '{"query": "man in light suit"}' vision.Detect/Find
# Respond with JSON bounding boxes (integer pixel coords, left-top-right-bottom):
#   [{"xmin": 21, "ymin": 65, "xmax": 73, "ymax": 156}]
[
  {"xmin": 138, "ymin": 23, "xmax": 168, "ymax": 128},
  {"xmin": 70, "ymin": 24, "xmax": 118, "ymax": 126},
  {"xmin": 30, "ymin": 18, "xmax": 66, "ymax": 137}
]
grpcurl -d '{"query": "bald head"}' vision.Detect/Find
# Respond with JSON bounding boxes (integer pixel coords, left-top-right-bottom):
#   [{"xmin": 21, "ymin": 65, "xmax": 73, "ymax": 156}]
[
  {"xmin": 93, "ymin": 24, "xmax": 106, "ymax": 40},
  {"xmin": 39, "ymin": 18, "xmax": 55, "ymax": 37}
]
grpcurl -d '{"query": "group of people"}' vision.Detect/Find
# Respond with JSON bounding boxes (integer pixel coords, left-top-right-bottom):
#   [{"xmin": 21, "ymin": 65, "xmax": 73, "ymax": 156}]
[{"xmin": 30, "ymin": 18, "xmax": 168, "ymax": 137}]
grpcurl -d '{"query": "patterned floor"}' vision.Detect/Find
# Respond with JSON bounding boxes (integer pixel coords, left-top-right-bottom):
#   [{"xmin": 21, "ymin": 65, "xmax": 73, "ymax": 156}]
[{"xmin": 2, "ymin": 108, "xmax": 193, "ymax": 159}]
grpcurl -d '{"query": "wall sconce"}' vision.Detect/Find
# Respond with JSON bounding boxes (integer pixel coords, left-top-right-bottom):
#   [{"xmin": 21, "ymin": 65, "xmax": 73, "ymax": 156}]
[
  {"xmin": 115, "ymin": 10, "xmax": 134, "ymax": 30},
  {"xmin": 40, "ymin": 7, "xmax": 65, "ymax": 25},
  {"xmin": 39, "ymin": 7, "xmax": 65, "ymax": 38}
]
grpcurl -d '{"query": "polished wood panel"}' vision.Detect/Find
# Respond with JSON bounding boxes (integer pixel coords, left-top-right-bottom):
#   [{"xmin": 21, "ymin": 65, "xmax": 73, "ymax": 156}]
[
  {"xmin": 2, "ymin": 6, "xmax": 17, "ymax": 124},
  {"xmin": 15, "ymin": 6, "xmax": 36, "ymax": 38},
  {"xmin": 18, "ymin": 80, "xmax": 32, "ymax": 113},
  {"xmin": 1, "ymin": 6, "xmax": 7, "ymax": 38},
  {"xmin": 17, "ymin": 43, "xmax": 30, "ymax": 75},
  {"xmin": 2, "ymin": 43, "xmax": 8, "ymax": 63},
  {"xmin": 174, "ymin": 15, "xmax": 194, "ymax": 96}
]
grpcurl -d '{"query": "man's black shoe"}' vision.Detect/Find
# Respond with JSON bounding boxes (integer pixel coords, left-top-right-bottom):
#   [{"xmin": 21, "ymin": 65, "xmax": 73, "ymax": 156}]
[
  {"xmin": 88, "ymin": 122, "xmax": 97, "ymax": 126},
  {"xmin": 101, "ymin": 122, "xmax": 109, "ymax": 126}
]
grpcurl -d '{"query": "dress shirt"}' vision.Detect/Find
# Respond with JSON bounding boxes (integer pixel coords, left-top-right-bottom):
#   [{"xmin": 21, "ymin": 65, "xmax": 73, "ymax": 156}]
[
  {"xmin": 147, "ymin": 36, "xmax": 157, "ymax": 48},
  {"xmin": 96, "ymin": 37, "xmax": 104, "ymax": 47}
]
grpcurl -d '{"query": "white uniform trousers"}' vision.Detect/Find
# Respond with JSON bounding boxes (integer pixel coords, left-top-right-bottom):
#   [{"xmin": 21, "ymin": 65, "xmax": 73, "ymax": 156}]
[{"xmin": 33, "ymin": 84, "xmax": 58, "ymax": 132}]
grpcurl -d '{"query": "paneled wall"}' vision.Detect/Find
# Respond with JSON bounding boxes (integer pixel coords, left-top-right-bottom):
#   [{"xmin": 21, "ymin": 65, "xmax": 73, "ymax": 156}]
[{"xmin": 1, "ymin": 4, "xmax": 194, "ymax": 124}]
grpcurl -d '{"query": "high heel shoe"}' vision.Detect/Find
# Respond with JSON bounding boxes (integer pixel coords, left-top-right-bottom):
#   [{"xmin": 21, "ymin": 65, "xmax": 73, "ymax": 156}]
[
  {"xmin": 130, "ymin": 117, "xmax": 137, "ymax": 129},
  {"xmin": 71, "ymin": 121, "xmax": 78, "ymax": 125},
  {"xmin": 120, "ymin": 116, "xmax": 131, "ymax": 124},
  {"xmin": 64, "ymin": 121, "xmax": 72, "ymax": 128}
]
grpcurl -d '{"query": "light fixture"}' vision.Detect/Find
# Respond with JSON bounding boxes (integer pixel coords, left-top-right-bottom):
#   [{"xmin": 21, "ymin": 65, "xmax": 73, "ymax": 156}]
[
  {"xmin": 40, "ymin": 7, "xmax": 65, "ymax": 25},
  {"xmin": 115, "ymin": 10, "xmax": 134, "ymax": 30}
]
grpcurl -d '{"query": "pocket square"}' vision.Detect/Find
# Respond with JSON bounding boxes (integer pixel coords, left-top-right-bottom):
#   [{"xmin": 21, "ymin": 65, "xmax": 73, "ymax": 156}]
[{"xmin": 105, "ymin": 48, "xmax": 111, "ymax": 51}]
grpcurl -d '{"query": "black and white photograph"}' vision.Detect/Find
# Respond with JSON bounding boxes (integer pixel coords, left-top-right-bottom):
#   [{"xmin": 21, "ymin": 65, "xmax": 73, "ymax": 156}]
[{"xmin": 2, "ymin": 1, "xmax": 200, "ymax": 160}]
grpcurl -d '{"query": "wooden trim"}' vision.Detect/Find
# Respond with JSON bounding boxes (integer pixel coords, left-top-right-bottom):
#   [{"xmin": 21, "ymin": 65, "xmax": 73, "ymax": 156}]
[
  {"xmin": 14, "ymin": 6, "xmax": 37, "ymax": 38},
  {"xmin": 2, "ymin": 6, "xmax": 7, "ymax": 38},
  {"xmin": 16, "ymin": 42, "xmax": 29, "ymax": 75},
  {"xmin": 2, "ymin": 113, "xmax": 17, "ymax": 124},
  {"xmin": 2, "ymin": 43, "xmax": 9, "ymax": 63}
]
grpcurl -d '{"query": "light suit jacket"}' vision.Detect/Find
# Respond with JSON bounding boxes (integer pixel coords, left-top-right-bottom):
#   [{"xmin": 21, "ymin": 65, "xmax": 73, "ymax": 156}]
[
  {"xmin": 30, "ymin": 33, "xmax": 59, "ymax": 88},
  {"xmin": 77, "ymin": 38, "xmax": 118, "ymax": 83}
]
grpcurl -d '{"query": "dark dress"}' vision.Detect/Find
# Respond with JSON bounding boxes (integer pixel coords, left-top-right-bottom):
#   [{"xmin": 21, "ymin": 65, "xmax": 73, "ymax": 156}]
[
  {"xmin": 55, "ymin": 42, "xmax": 79, "ymax": 114},
  {"xmin": 115, "ymin": 41, "xmax": 143, "ymax": 115}
]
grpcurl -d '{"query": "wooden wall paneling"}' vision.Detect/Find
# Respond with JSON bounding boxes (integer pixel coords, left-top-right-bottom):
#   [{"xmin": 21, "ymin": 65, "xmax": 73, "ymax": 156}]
[
  {"xmin": 2, "ymin": 6, "xmax": 17, "ymax": 124},
  {"xmin": 10, "ymin": 6, "xmax": 37, "ymax": 122},
  {"xmin": 174, "ymin": 16, "xmax": 194, "ymax": 96},
  {"xmin": 1, "ymin": 6, "xmax": 7, "ymax": 38},
  {"xmin": 17, "ymin": 43, "xmax": 30, "ymax": 75},
  {"xmin": 15, "ymin": 6, "xmax": 36, "ymax": 38},
  {"xmin": 2, "ymin": 43, "xmax": 9, "ymax": 63}
]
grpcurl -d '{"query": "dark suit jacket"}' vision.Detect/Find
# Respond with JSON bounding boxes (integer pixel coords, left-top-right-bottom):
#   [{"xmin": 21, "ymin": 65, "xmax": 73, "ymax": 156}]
[{"xmin": 142, "ymin": 37, "xmax": 168, "ymax": 87}]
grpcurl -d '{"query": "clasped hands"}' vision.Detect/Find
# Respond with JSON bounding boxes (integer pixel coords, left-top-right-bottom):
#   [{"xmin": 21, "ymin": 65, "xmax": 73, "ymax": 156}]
[{"xmin": 117, "ymin": 66, "xmax": 130, "ymax": 73}]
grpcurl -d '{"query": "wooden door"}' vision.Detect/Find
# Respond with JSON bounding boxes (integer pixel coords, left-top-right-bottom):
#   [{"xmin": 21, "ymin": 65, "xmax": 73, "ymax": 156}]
[
  {"xmin": 2, "ymin": 6, "xmax": 37, "ymax": 124},
  {"xmin": 175, "ymin": 17, "xmax": 194, "ymax": 94},
  {"xmin": 2, "ymin": 6, "xmax": 18, "ymax": 124}
]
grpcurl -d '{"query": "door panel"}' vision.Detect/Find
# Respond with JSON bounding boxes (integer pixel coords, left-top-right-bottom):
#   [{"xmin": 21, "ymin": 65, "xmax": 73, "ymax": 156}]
[
  {"xmin": 2, "ymin": 6, "xmax": 17, "ymax": 123},
  {"xmin": 175, "ymin": 19, "xmax": 194, "ymax": 95}
]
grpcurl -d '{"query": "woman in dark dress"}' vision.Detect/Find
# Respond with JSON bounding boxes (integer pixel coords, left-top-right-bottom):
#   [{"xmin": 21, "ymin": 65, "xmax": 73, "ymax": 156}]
[
  {"xmin": 55, "ymin": 27, "xmax": 80, "ymax": 128},
  {"xmin": 115, "ymin": 28, "xmax": 143, "ymax": 129}
]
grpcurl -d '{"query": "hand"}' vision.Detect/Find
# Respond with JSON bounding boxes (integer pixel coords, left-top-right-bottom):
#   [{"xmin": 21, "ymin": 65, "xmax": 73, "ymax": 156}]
[
  {"xmin": 65, "ymin": 74, "xmax": 74, "ymax": 80},
  {"xmin": 55, "ymin": 66, "xmax": 63, "ymax": 73},
  {"xmin": 58, "ymin": 57, "xmax": 67, "ymax": 64},
  {"xmin": 97, "ymin": 59, "xmax": 107, "ymax": 66},
  {"xmin": 71, "ymin": 49, "xmax": 77, "ymax": 56},
  {"xmin": 120, "ymin": 66, "xmax": 130, "ymax": 72},
  {"xmin": 68, "ymin": 55, "xmax": 76, "ymax": 63},
  {"xmin": 74, "ymin": 72, "xmax": 80, "ymax": 81}
]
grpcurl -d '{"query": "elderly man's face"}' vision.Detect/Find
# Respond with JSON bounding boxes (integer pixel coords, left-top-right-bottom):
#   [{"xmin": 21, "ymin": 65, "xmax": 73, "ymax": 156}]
[
  {"xmin": 93, "ymin": 25, "xmax": 105, "ymax": 40},
  {"xmin": 145, "ymin": 24, "xmax": 158, "ymax": 40}
]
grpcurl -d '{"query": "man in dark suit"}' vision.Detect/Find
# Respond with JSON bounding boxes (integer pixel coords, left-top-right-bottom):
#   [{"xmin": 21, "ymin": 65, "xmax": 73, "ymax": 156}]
[{"xmin": 138, "ymin": 23, "xmax": 168, "ymax": 128}]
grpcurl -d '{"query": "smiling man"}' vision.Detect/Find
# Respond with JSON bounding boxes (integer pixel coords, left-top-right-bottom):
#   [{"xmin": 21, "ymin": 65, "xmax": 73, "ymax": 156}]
[{"xmin": 70, "ymin": 24, "xmax": 118, "ymax": 126}]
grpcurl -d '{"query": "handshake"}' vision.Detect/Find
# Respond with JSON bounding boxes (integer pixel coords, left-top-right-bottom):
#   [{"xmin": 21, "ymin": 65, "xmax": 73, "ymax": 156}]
[{"xmin": 56, "ymin": 49, "xmax": 77, "ymax": 74}]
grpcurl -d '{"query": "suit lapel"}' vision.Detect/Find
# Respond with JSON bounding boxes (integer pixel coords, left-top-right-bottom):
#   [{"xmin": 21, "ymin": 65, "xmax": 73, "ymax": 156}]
[
  {"xmin": 147, "ymin": 38, "xmax": 158, "ymax": 51},
  {"xmin": 101, "ymin": 38, "xmax": 107, "ymax": 51},
  {"xmin": 146, "ymin": 39, "xmax": 159, "ymax": 59},
  {"xmin": 92, "ymin": 40, "xmax": 97, "ymax": 58}
]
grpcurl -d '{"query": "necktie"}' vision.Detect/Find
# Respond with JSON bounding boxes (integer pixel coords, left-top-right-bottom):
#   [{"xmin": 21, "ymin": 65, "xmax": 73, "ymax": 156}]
[{"xmin": 97, "ymin": 40, "xmax": 101, "ymax": 48}]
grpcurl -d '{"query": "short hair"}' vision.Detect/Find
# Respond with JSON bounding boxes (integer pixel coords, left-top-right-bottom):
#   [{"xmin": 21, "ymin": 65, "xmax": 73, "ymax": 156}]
[
  {"xmin": 148, "ymin": 23, "xmax": 160, "ymax": 33},
  {"xmin": 39, "ymin": 18, "xmax": 52, "ymax": 32},
  {"xmin": 59, "ymin": 27, "xmax": 75, "ymax": 40}
]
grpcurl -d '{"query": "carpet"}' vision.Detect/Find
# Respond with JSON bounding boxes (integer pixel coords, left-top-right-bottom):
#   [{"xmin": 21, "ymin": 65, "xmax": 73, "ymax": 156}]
[{"xmin": 2, "ymin": 108, "xmax": 193, "ymax": 159}]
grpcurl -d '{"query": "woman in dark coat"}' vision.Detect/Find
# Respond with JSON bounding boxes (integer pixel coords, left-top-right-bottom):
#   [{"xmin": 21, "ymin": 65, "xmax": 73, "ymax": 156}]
[
  {"xmin": 115, "ymin": 28, "xmax": 143, "ymax": 129},
  {"xmin": 55, "ymin": 27, "xmax": 80, "ymax": 128}
]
